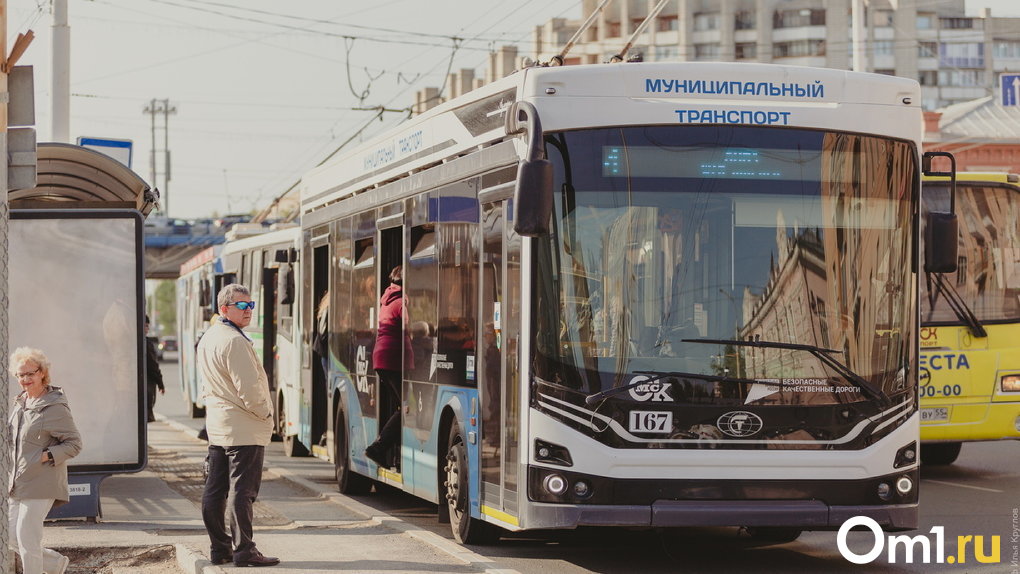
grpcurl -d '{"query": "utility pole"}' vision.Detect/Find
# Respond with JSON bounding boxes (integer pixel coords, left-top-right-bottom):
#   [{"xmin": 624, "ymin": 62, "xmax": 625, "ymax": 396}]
[
  {"xmin": 51, "ymin": 0, "xmax": 70, "ymax": 142},
  {"xmin": 143, "ymin": 98, "xmax": 175, "ymax": 215},
  {"xmin": 0, "ymin": 0, "xmax": 11, "ymax": 568}
]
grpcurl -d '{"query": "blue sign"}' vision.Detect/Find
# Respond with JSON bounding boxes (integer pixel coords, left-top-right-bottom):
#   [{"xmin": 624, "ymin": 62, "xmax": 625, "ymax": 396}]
[
  {"xmin": 1001, "ymin": 74, "xmax": 1020, "ymax": 107},
  {"xmin": 77, "ymin": 136, "xmax": 133, "ymax": 167}
]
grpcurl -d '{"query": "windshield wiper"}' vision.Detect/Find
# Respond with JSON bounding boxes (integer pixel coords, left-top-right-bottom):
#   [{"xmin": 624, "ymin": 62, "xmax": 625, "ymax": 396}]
[
  {"xmin": 926, "ymin": 273, "xmax": 987, "ymax": 338},
  {"xmin": 584, "ymin": 369, "xmax": 757, "ymax": 405},
  {"xmin": 682, "ymin": 338, "xmax": 890, "ymax": 407}
]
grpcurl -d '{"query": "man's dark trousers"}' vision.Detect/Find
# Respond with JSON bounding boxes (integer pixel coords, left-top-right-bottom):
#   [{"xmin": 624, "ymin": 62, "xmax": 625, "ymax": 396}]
[{"xmin": 202, "ymin": 444, "xmax": 265, "ymax": 562}]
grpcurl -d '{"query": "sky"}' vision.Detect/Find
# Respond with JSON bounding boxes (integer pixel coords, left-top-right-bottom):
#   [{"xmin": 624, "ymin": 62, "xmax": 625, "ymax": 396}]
[
  {"xmin": 7, "ymin": 0, "xmax": 582, "ymax": 219},
  {"xmin": 7, "ymin": 0, "xmax": 1019, "ymax": 220}
]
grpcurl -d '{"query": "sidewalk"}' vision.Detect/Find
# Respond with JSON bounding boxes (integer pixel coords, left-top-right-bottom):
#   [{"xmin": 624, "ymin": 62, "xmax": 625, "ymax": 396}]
[{"xmin": 42, "ymin": 418, "xmax": 510, "ymax": 574}]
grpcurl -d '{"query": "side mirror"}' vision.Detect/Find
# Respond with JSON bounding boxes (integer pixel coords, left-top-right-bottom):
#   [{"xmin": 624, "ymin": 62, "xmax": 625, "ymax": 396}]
[
  {"xmin": 921, "ymin": 151, "xmax": 958, "ymax": 274},
  {"xmin": 924, "ymin": 211, "xmax": 958, "ymax": 273},
  {"xmin": 514, "ymin": 158, "xmax": 553, "ymax": 236},
  {"xmin": 278, "ymin": 265, "xmax": 294, "ymax": 305},
  {"xmin": 507, "ymin": 101, "xmax": 553, "ymax": 237}
]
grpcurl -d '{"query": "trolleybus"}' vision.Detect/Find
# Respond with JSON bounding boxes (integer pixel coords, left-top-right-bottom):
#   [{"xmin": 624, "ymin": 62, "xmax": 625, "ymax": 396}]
[
  {"xmin": 177, "ymin": 244, "xmax": 222, "ymax": 417},
  {"xmin": 291, "ymin": 61, "xmax": 956, "ymax": 543},
  {"xmin": 919, "ymin": 172, "xmax": 1020, "ymax": 464},
  {"xmin": 176, "ymin": 224, "xmax": 302, "ymax": 432}
]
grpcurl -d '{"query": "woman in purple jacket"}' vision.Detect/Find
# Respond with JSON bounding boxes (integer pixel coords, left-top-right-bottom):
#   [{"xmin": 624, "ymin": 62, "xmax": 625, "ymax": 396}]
[{"xmin": 365, "ymin": 266, "xmax": 412, "ymax": 468}]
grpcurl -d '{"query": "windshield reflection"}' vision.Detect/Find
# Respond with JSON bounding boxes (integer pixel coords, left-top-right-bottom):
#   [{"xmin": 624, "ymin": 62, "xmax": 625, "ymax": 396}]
[
  {"xmin": 533, "ymin": 126, "xmax": 916, "ymax": 407},
  {"xmin": 921, "ymin": 182, "xmax": 1020, "ymax": 323}
]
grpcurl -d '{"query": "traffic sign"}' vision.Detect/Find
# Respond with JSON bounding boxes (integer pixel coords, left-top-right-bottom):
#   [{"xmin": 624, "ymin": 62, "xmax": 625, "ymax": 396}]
[
  {"xmin": 1001, "ymin": 74, "xmax": 1020, "ymax": 107},
  {"xmin": 77, "ymin": 136, "xmax": 133, "ymax": 167}
]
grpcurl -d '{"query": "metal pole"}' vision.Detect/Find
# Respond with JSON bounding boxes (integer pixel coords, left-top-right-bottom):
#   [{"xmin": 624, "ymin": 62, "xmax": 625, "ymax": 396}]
[
  {"xmin": 162, "ymin": 99, "xmax": 175, "ymax": 216},
  {"xmin": 51, "ymin": 0, "xmax": 70, "ymax": 142},
  {"xmin": 146, "ymin": 99, "xmax": 157, "ymax": 201},
  {"xmin": 0, "ymin": 0, "xmax": 13, "ymax": 567},
  {"xmin": 550, "ymin": 0, "xmax": 614, "ymax": 65},
  {"xmin": 851, "ymin": 0, "xmax": 867, "ymax": 72}
]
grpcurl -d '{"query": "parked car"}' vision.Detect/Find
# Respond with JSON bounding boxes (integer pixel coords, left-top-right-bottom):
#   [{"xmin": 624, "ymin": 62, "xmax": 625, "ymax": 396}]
[
  {"xmin": 144, "ymin": 216, "xmax": 191, "ymax": 235},
  {"xmin": 189, "ymin": 218, "xmax": 217, "ymax": 235},
  {"xmin": 158, "ymin": 336, "xmax": 178, "ymax": 360},
  {"xmin": 213, "ymin": 214, "xmax": 251, "ymax": 231}
]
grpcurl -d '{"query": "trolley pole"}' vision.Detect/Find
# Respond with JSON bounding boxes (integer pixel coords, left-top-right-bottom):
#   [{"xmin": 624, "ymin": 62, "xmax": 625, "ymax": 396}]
[{"xmin": 0, "ymin": 0, "xmax": 12, "ymax": 568}]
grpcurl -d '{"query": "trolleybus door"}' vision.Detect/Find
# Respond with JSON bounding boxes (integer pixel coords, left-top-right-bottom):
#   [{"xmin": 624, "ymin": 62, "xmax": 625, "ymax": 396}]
[
  {"xmin": 378, "ymin": 220, "xmax": 405, "ymax": 473},
  {"xmin": 480, "ymin": 199, "xmax": 521, "ymax": 524},
  {"xmin": 261, "ymin": 258, "xmax": 279, "ymax": 404},
  {"xmin": 309, "ymin": 229, "xmax": 331, "ymax": 455}
]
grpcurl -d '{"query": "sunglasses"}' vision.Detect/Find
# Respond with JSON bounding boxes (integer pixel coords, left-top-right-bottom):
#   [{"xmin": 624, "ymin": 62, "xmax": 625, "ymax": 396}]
[{"xmin": 228, "ymin": 301, "xmax": 256, "ymax": 311}]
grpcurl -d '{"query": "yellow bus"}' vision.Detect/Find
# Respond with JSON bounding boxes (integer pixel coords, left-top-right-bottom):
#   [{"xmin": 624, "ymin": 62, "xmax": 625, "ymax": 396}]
[{"xmin": 920, "ymin": 172, "xmax": 1020, "ymax": 464}]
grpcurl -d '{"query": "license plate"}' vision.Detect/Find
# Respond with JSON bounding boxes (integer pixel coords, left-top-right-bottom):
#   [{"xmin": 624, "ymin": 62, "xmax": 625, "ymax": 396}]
[
  {"xmin": 921, "ymin": 407, "xmax": 949, "ymax": 422},
  {"xmin": 628, "ymin": 410, "xmax": 673, "ymax": 433}
]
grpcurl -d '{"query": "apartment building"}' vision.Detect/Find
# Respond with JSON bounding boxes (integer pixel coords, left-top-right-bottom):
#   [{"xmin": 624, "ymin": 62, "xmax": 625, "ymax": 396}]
[{"xmin": 532, "ymin": 0, "xmax": 1020, "ymax": 110}]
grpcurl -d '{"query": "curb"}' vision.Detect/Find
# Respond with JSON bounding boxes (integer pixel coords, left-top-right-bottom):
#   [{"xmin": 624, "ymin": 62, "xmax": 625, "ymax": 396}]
[
  {"xmin": 174, "ymin": 543, "xmax": 225, "ymax": 574},
  {"xmin": 156, "ymin": 415, "xmax": 520, "ymax": 574}
]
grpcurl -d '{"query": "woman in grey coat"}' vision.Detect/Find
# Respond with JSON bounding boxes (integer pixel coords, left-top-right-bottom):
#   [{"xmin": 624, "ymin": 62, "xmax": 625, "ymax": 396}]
[{"xmin": 8, "ymin": 347, "xmax": 82, "ymax": 574}]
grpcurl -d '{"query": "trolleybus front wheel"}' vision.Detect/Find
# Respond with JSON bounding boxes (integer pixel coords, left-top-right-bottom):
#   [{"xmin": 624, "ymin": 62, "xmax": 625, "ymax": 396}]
[
  {"xmin": 335, "ymin": 408, "xmax": 372, "ymax": 494},
  {"xmin": 444, "ymin": 423, "xmax": 498, "ymax": 545},
  {"xmin": 279, "ymin": 394, "xmax": 309, "ymax": 457}
]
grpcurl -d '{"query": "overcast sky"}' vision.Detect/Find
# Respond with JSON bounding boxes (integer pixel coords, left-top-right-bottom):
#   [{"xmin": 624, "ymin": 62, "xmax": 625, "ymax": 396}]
[
  {"xmin": 7, "ymin": 0, "xmax": 1018, "ymax": 219},
  {"xmin": 8, "ymin": 0, "xmax": 581, "ymax": 219}
]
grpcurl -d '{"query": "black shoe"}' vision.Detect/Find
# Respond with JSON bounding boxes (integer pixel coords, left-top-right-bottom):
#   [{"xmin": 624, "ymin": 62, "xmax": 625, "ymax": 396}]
[
  {"xmin": 210, "ymin": 555, "xmax": 232, "ymax": 565},
  {"xmin": 364, "ymin": 443, "xmax": 388, "ymax": 467},
  {"xmin": 234, "ymin": 551, "xmax": 280, "ymax": 567}
]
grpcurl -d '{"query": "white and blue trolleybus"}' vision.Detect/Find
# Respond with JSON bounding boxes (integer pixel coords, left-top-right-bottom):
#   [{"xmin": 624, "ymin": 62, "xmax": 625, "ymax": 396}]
[{"xmin": 295, "ymin": 61, "xmax": 958, "ymax": 543}]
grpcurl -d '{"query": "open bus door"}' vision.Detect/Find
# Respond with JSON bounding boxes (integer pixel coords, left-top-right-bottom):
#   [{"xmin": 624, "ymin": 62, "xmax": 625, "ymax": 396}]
[
  {"xmin": 309, "ymin": 232, "xmax": 331, "ymax": 456},
  {"xmin": 376, "ymin": 222, "xmax": 405, "ymax": 474},
  {"xmin": 261, "ymin": 264, "xmax": 280, "ymax": 438}
]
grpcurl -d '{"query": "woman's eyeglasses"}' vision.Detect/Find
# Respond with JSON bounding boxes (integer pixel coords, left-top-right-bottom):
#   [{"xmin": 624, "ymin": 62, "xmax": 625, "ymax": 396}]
[
  {"xmin": 228, "ymin": 301, "xmax": 256, "ymax": 311},
  {"xmin": 16, "ymin": 368, "xmax": 40, "ymax": 379}
]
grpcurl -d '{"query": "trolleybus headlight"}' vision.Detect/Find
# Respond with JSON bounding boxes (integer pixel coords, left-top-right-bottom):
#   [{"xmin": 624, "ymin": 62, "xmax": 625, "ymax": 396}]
[
  {"xmin": 895, "ymin": 476, "xmax": 914, "ymax": 495},
  {"xmin": 1001, "ymin": 374, "xmax": 1020, "ymax": 392},
  {"xmin": 573, "ymin": 480, "xmax": 592, "ymax": 499},
  {"xmin": 894, "ymin": 442, "xmax": 917, "ymax": 468},
  {"xmin": 543, "ymin": 473, "xmax": 568, "ymax": 496},
  {"xmin": 534, "ymin": 439, "xmax": 573, "ymax": 466},
  {"xmin": 877, "ymin": 482, "xmax": 892, "ymax": 501}
]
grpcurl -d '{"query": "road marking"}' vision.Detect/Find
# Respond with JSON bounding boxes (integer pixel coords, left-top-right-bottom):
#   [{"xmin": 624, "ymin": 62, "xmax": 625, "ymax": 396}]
[{"xmin": 923, "ymin": 479, "xmax": 1003, "ymax": 493}]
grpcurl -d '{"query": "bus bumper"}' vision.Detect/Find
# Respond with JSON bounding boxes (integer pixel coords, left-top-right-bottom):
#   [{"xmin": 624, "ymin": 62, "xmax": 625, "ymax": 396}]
[
  {"xmin": 920, "ymin": 401, "xmax": 1020, "ymax": 442},
  {"xmin": 522, "ymin": 501, "xmax": 917, "ymax": 531}
]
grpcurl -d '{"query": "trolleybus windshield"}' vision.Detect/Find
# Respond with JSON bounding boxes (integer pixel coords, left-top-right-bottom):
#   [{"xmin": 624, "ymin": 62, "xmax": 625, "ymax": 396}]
[
  {"xmin": 921, "ymin": 182, "xmax": 1020, "ymax": 324},
  {"xmin": 533, "ymin": 125, "xmax": 916, "ymax": 408}
]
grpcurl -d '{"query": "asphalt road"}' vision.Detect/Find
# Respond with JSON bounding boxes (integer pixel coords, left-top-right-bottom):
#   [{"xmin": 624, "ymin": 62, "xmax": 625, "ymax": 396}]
[{"xmin": 153, "ymin": 356, "xmax": 1020, "ymax": 574}]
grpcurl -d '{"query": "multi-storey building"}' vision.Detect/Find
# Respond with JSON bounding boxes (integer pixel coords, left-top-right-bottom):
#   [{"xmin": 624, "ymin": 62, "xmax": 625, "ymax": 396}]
[{"xmin": 532, "ymin": 0, "xmax": 1020, "ymax": 110}]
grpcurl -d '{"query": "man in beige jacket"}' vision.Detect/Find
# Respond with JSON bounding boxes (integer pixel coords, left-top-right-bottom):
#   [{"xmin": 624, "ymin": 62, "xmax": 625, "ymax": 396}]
[{"xmin": 198, "ymin": 284, "xmax": 279, "ymax": 568}]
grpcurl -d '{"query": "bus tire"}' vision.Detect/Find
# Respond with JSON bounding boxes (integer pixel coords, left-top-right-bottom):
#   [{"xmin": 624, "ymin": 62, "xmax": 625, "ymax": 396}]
[
  {"xmin": 335, "ymin": 408, "xmax": 372, "ymax": 495},
  {"xmin": 444, "ymin": 422, "xmax": 498, "ymax": 545},
  {"xmin": 280, "ymin": 395, "xmax": 308, "ymax": 457},
  {"xmin": 921, "ymin": 442, "xmax": 962, "ymax": 466}
]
